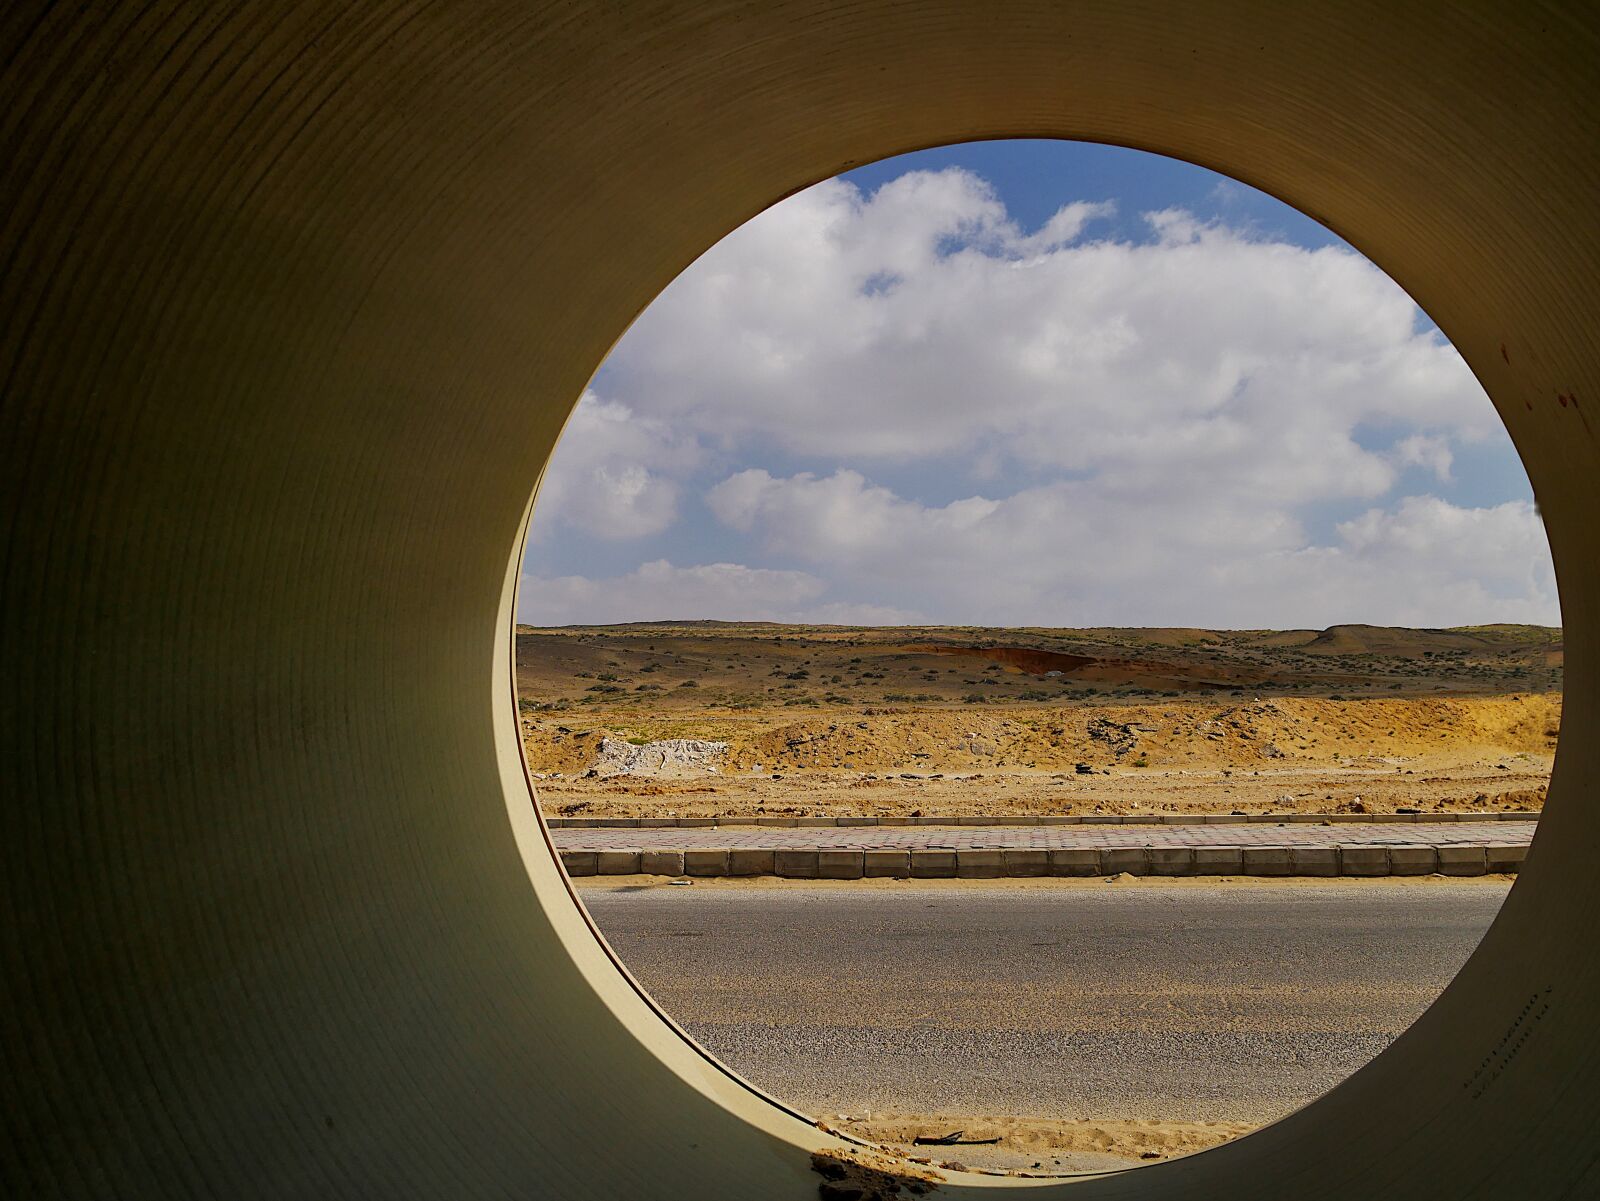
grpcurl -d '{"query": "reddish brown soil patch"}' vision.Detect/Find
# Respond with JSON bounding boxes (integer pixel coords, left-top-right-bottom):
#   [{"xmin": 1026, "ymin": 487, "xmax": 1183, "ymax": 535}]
[
  {"xmin": 900, "ymin": 643, "xmax": 1261, "ymax": 690},
  {"xmin": 901, "ymin": 644, "xmax": 1096, "ymax": 675}
]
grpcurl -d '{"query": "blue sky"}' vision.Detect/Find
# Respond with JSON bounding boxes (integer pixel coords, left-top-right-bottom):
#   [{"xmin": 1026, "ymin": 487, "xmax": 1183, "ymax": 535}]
[
  {"xmin": 518, "ymin": 140, "xmax": 1555, "ymax": 629},
  {"xmin": 843, "ymin": 141, "xmax": 1351, "ymax": 255}
]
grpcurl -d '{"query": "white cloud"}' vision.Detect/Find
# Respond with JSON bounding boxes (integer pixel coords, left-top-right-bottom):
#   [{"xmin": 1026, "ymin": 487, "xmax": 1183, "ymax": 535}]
[
  {"xmin": 1015, "ymin": 200, "xmax": 1118, "ymax": 254},
  {"xmin": 707, "ymin": 468, "xmax": 1001, "ymax": 565},
  {"xmin": 697, "ymin": 467, "xmax": 1557, "ymax": 629},
  {"xmin": 798, "ymin": 600, "xmax": 926, "ymax": 626},
  {"xmin": 528, "ymin": 392, "xmax": 703, "ymax": 541},
  {"xmin": 518, "ymin": 559, "xmax": 828, "ymax": 626},
  {"xmin": 600, "ymin": 170, "xmax": 1498, "ymax": 506},
  {"xmin": 521, "ymin": 165, "xmax": 1550, "ymax": 630},
  {"xmin": 518, "ymin": 558, "xmax": 928, "ymax": 627},
  {"xmin": 1325, "ymin": 496, "xmax": 1555, "ymax": 622},
  {"xmin": 1390, "ymin": 433, "xmax": 1454, "ymax": 482}
]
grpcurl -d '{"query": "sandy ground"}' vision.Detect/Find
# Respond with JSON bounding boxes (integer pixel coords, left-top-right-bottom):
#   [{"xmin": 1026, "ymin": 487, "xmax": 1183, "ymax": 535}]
[
  {"xmin": 534, "ymin": 756, "xmax": 1549, "ymax": 819},
  {"xmin": 517, "ymin": 625, "xmax": 1557, "ymax": 819},
  {"xmin": 827, "ymin": 1112, "xmax": 1252, "ymax": 1174}
]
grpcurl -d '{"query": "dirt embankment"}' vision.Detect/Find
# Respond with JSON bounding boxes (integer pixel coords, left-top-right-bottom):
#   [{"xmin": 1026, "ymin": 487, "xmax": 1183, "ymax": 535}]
[
  {"xmin": 516, "ymin": 623, "xmax": 1560, "ymax": 818},
  {"xmin": 522, "ymin": 693, "xmax": 1556, "ymax": 818},
  {"xmin": 526, "ymin": 694, "xmax": 1559, "ymax": 776}
]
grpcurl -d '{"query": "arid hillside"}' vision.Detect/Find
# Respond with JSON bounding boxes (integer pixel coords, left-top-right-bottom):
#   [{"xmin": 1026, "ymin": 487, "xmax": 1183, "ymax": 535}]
[{"xmin": 514, "ymin": 623, "xmax": 1560, "ymax": 819}]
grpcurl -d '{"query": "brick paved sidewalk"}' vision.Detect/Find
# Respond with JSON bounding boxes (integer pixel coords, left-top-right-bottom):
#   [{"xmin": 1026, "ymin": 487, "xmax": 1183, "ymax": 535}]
[{"xmin": 552, "ymin": 820, "xmax": 1536, "ymax": 852}]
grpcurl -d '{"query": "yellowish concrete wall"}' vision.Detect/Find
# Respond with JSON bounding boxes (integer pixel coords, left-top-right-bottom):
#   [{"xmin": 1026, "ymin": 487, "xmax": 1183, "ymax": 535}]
[{"xmin": 1, "ymin": 2, "xmax": 1596, "ymax": 1196}]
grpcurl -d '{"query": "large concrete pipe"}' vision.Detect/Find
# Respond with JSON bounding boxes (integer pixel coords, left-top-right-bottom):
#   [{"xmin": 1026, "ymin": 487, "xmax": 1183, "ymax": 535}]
[{"xmin": 1, "ymin": 2, "xmax": 1595, "ymax": 1197}]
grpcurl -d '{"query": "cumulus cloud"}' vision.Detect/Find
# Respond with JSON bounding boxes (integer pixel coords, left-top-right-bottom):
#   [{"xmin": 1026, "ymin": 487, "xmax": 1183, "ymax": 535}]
[
  {"xmin": 696, "ymin": 468, "xmax": 1556, "ymax": 629},
  {"xmin": 601, "ymin": 169, "xmax": 1496, "ymax": 501},
  {"xmin": 1389, "ymin": 433, "xmax": 1454, "ymax": 482},
  {"xmin": 1319, "ymin": 496, "xmax": 1555, "ymax": 624},
  {"xmin": 518, "ymin": 560, "xmax": 825, "ymax": 626},
  {"xmin": 797, "ymin": 600, "xmax": 927, "ymax": 626},
  {"xmin": 707, "ymin": 468, "xmax": 1001, "ymax": 565},
  {"xmin": 518, "ymin": 559, "xmax": 924, "ymax": 626},
  {"xmin": 520, "ymin": 164, "xmax": 1551, "ymax": 629},
  {"xmin": 527, "ymin": 392, "xmax": 703, "ymax": 541}
]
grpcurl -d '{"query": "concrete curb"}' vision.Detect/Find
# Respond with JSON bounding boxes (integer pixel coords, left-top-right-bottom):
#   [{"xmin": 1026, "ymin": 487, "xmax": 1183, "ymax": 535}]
[
  {"xmin": 547, "ymin": 810, "xmax": 1539, "ymax": 829},
  {"xmin": 562, "ymin": 842, "xmax": 1522, "ymax": 880}
]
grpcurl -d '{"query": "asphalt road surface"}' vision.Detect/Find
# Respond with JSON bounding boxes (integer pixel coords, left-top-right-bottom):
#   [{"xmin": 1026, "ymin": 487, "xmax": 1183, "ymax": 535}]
[{"xmin": 580, "ymin": 878, "xmax": 1509, "ymax": 1126}]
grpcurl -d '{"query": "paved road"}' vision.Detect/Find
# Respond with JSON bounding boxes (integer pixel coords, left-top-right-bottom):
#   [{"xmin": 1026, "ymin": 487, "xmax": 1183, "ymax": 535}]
[
  {"xmin": 556, "ymin": 819, "xmax": 1535, "ymax": 851},
  {"xmin": 581, "ymin": 879, "xmax": 1508, "ymax": 1125}
]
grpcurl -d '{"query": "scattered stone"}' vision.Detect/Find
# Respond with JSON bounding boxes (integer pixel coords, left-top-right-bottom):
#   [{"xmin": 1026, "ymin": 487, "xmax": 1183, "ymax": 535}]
[{"xmin": 1086, "ymin": 716, "xmax": 1140, "ymax": 757}]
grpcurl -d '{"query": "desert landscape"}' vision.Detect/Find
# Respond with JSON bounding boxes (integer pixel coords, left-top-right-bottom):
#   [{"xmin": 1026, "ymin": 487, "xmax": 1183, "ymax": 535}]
[
  {"xmin": 524, "ymin": 621, "xmax": 1556, "ymax": 1169},
  {"xmin": 516, "ymin": 621, "xmax": 1560, "ymax": 820}
]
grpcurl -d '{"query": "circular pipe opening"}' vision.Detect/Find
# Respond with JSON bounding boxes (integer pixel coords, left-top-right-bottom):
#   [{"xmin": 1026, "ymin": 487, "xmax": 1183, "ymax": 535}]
[
  {"xmin": 5, "ymin": 7, "xmax": 1596, "ymax": 1199},
  {"xmin": 510, "ymin": 138, "xmax": 1561, "ymax": 1187}
]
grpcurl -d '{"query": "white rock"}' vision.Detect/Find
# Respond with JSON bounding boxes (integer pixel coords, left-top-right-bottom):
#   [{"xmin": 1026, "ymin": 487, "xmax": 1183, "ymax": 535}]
[{"xmin": 591, "ymin": 736, "xmax": 728, "ymax": 778}]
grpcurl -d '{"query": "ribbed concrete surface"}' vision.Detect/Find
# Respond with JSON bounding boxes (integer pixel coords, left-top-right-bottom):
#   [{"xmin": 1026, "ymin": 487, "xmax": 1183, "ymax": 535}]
[{"xmin": 1, "ymin": 3, "xmax": 1597, "ymax": 1199}]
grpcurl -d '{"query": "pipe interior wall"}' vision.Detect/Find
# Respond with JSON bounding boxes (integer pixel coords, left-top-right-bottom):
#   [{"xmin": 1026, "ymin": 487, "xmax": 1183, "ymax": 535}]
[{"xmin": 1, "ymin": 2, "xmax": 1596, "ymax": 1197}]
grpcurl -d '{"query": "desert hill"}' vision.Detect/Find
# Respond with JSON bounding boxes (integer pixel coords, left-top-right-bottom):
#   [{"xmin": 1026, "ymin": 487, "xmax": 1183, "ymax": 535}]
[
  {"xmin": 513, "ymin": 622, "xmax": 1559, "ymax": 819},
  {"xmin": 515, "ymin": 621, "xmax": 1561, "ymax": 710}
]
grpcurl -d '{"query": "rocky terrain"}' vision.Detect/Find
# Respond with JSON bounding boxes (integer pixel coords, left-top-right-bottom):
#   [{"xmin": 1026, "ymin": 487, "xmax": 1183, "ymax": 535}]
[{"xmin": 515, "ymin": 623, "xmax": 1559, "ymax": 819}]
